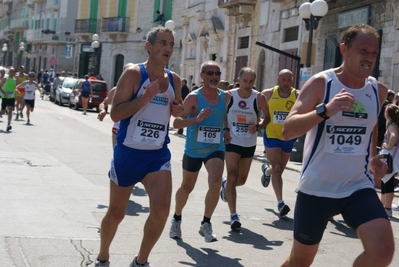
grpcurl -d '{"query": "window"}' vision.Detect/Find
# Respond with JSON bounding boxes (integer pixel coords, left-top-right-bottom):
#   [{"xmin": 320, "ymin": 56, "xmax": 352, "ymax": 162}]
[
  {"xmin": 238, "ymin": 36, "xmax": 249, "ymax": 49},
  {"xmin": 283, "ymin": 26, "xmax": 299, "ymax": 42}
]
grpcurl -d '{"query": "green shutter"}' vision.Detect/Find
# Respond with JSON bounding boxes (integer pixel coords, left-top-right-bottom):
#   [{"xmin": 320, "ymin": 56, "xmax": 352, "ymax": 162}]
[
  {"xmin": 118, "ymin": 0, "xmax": 127, "ymax": 17},
  {"xmin": 89, "ymin": 0, "xmax": 99, "ymax": 33},
  {"xmin": 164, "ymin": 0, "xmax": 172, "ymax": 21},
  {"xmin": 154, "ymin": 0, "xmax": 160, "ymax": 21}
]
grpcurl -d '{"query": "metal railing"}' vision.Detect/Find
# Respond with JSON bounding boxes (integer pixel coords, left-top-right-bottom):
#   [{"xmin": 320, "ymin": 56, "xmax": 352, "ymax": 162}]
[
  {"xmin": 101, "ymin": 17, "xmax": 129, "ymax": 33},
  {"xmin": 75, "ymin": 19, "xmax": 99, "ymax": 34}
]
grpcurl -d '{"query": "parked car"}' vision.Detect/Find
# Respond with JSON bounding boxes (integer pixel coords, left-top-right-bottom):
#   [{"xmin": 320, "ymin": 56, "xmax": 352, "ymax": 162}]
[
  {"xmin": 50, "ymin": 76, "xmax": 65, "ymax": 102},
  {"xmin": 68, "ymin": 78, "xmax": 108, "ymax": 112},
  {"xmin": 55, "ymin": 77, "xmax": 78, "ymax": 106}
]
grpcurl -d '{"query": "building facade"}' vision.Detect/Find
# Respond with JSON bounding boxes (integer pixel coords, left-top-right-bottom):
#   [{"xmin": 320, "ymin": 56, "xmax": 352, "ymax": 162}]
[{"xmin": 0, "ymin": 0, "xmax": 78, "ymax": 74}]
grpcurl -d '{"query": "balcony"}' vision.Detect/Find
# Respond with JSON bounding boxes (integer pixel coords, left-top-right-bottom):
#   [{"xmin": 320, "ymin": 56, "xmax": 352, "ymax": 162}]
[
  {"xmin": 41, "ymin": 31, "xmax": 76, "ymax": 43},
  {"xmin": 75, "ymin": 19, "xmax": 99, "ymax": 40},
  {"xmin": 218, "ymin": 0, "xmax": 256, "ymax": 8},
  {"xmin": 46, "ymin": 0, "xmax": 59, "ymax": 10},
  {"xmin": 101, "ymin": 17, "xmax": 129, "ymax": 39},
  {"xmin": 10, "ymin": 18, "xmax": 29, "ymax": 30},
  {"xmin": 32, "ymin": 0, "xmax": 44, "ymax": 3},
  {"xmin": 26, "ymin": 29, "xmax": 43, "ymax": 42},
  {"xmin": 26, "ymin": 0, "xmax": 34, "ymax": 7}
]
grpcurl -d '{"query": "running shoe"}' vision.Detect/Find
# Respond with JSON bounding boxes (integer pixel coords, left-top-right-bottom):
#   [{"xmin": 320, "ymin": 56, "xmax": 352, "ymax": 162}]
[
  {"xmin": 393, "ymin": 203, "xmax": 399, "ymax": 211},
  {"xmin": 169, "ymin": 218, "xmax": 182, "ymax": 239},
  {"xmin": 278, "ymin": 202, "xmax": 290, "ymax": 218},
  {"xmin": 261, "ymin": 163, "xmax": 271, "ymax": 187},
  {"xmin": 386, "ymin": 208, "xmax": 392, "ymax": 218},
  {"xmin": 220, "ymin": 177, "xmax": 227, "ymax": 202},
  {"xmin": 6, "ymin": 125, "xmax": 11, "ymax": 132},
  {"xmin": 230, "ymin": 214, "xmax": 241, "ymax": 230},
  {"xmin": 129, "ymin": 256, "xmax": 150, "ymax": 267},
  {"xmin": 94, "ymin": 259, "xmax": 110, "ymax": 267},
  {"xmin": 198, "ymin": 222, "xmax": 217, "ymax": 242}
]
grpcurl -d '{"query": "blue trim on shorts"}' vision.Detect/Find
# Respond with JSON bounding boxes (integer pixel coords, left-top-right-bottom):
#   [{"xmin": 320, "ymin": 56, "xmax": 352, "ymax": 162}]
[
  {"xmin": 109, "ymin": 143, "xmax": 171, "ymax": 187},
  {"xmin": 263, "ymin": 135, "xmax": 296, "ymax": 153}
]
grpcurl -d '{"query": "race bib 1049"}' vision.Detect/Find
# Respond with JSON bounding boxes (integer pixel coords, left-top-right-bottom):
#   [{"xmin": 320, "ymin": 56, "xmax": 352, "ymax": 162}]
[{"xmin": 324, "ymin": 125, "xmax": 367, "ymax": 155}]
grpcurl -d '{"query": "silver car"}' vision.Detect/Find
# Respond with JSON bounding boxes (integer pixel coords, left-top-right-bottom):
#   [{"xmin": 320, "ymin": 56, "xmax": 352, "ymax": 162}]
[{"xmin": 55, "ymin": 77, "xmax": 78, "ymax": 106}]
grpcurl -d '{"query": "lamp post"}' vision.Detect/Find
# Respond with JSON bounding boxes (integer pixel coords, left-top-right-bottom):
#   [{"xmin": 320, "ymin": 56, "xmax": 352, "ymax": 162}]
[
  {"xmin": 2, "ymin": 44, "xmax": 8, "ymax": 67},
  {"xmin": 299, "ymin": 0, "xmax": 328, "ymax": 67},
  {"xmin": 18, "ymin": 42, "xmax": 25, "ymax": 67},
  {"xmin": 91, "ymin": 34, "xmax": 100, "ymax": 75},
  {"xmin": 164, "ymin": 20, "xmax": 175, "ymax": 69}
]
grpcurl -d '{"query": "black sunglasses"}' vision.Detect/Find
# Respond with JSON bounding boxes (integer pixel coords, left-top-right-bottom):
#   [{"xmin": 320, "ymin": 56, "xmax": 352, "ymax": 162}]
[{"xmin": 203, "ymin": 71, "xmax": 221, "ymax": 76}]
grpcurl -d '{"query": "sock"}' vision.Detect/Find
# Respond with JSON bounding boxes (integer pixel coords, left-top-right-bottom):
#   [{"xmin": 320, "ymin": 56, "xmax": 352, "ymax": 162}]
[
  {"xmin": 278, "ymin": 200, "xmax": 285, "ymax": 207},
  {"xmin": 173, "ymin": 213, "xmax": 182, "ymax": 221},
  {"xmin": 202, "ymin": 216, "xmax": 211, "ymax": 224},
  {"xmin": 386, "ymin": 208, "xmax": 392, "ymax": 210},
  {"xmin": 230, "ymin": 213, "xmax": 238, "ymax": 218},
  {"xmin": 97, "ymin": 258, "xmax": 108, "ymax": 263}
]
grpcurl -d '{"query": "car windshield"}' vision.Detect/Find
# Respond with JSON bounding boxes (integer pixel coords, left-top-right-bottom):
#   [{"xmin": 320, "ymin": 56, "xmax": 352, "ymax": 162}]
[
  {"xmin": 92, "ymin": 82, "xmax": 106, "ymax": 92},
  {"xmin": 62, "ymin": 78, "xmax": 77, "ymax": 88}
]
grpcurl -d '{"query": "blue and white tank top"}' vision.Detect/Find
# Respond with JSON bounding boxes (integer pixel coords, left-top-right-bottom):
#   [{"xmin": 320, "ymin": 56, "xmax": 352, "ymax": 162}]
[
  {"xmin": 116, "ymin": 64, "xmax": 175, "ymax": 150},
  {"xmin": 184, "ymin": 89, "xmax": 226, "ymax": 158},
  {"xmin": 297, "ymin": 69, "xmax": 380, "ymax": 198},
  {"xmin": 227, "ymin": 88, "xmax": 258, "ymax": 147}
]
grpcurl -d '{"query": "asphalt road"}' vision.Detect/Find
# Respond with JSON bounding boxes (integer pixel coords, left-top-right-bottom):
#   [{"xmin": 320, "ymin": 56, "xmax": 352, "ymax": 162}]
[{"xmin": 0, "ymin": 96, "xmax": 398, "ymax": 267}]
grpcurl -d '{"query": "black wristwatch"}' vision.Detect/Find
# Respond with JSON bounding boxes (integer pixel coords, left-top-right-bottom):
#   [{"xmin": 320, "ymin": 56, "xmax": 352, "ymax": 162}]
[{"xmin": 316, "ymin": 103, "xmax": 329, "ymax": 119}]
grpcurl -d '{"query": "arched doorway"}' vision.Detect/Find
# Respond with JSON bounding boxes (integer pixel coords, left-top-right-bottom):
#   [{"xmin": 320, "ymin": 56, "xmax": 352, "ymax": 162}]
[
  {"xmin": 113, "ymin": 54, "xmax": 125, "ymax": 86},
  {"xmin": 323, "ymin": 37, "xmax": 341, "ymax": 70}
]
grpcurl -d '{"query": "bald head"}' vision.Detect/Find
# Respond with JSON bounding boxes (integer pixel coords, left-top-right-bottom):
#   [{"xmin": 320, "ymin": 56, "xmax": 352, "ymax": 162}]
[{"xmin": 278, "ymin": 69, "xmax": 293, "ymax": 77}]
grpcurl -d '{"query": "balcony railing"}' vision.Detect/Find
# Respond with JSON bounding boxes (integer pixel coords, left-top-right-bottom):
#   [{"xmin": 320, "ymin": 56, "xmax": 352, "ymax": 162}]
[
  {"xmin": 75, "ymin": 19, "xmax": 99, "ymax": 34},
  {"xmin": 46, "ymin": 0, "xmax": 59, "ymax": 10},
  {"xmin": 218, "ymin": 0, "xmax": 256, "ymax": 8},
  {"xmin": 10, "ymin": 18, "xmax": 29, "ymax": 30},
  {"xmin": 26, "ymin": 29, "xmax": 43, "ymax": 41},
  {"xmin": 101, "ymin": 17, "xmax": 129, "ymax": 33}
]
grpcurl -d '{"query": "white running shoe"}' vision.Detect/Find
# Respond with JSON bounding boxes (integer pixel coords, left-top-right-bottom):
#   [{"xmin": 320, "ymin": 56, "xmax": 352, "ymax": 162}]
[
  {"xmin": 198, "ymin": 222, "xmax": 217, "ymax": 242},
  {"xmin": 261, "ymin": 163, "xmax": 271, "ymax": 187},
  {"xmin": 94, "ymin": 259, "xmax": 110, "ymax": 267},
  {"xmin": 130, "ymin": 256, "xmax": 150, "ymax": 267},
  {"xmin": 169, "ymin": 218, "xmax": 182, "ymax": 239}
]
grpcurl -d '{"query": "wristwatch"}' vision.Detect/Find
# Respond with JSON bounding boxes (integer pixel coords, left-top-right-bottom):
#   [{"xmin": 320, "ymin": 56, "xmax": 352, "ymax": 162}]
[{"xmin": 316, "ymin": 103, "xmax": 329, "ymax": 119}]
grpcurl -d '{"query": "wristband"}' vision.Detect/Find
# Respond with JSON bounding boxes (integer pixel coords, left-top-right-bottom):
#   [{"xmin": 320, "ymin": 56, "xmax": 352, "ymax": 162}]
[{"xmin": 223, "ymin": 127, "xmax": 230, "ymax": 132}]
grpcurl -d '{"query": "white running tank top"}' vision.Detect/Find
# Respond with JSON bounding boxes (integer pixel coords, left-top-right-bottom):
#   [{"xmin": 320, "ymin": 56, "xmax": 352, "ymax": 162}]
[
  {"xmin": 297, "ymin": 69, "xmax": 380, "ymax": 198},
  {"xmin": 227, "ymin": 88, "xmax": 258, "ymax": 147},
  {"xmin": 116, "ymin": 64, "xmax": 175, "ymax": 150},
  {"xmin": 24, "ymin": 82, "xmax": 37, "ymax": 100}
]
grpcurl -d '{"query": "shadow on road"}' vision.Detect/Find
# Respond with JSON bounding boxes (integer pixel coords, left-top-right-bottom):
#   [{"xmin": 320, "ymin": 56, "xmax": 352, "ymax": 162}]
[
  {"xmin": 175, "ymin": 239, "xmax": 244, "ymax": 267},
  {"xmin": 328, "ymin": 218, "xmax": 358, "ymax": 239},
  {"xmin": 222, "ymin": 227, "xmax": 283, "ymax": 250}
]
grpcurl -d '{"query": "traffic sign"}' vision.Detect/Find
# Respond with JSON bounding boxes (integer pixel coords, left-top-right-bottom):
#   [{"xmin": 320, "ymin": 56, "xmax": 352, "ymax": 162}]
[{"xmin": 49, "ymin": 57, "xmax": 57, "ymax": 66}]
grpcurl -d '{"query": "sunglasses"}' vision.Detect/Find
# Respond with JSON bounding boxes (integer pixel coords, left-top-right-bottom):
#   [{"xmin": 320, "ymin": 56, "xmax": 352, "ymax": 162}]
[{"xmin": 203, "ymin": 71, "xmax": 221, "ymax": 76}]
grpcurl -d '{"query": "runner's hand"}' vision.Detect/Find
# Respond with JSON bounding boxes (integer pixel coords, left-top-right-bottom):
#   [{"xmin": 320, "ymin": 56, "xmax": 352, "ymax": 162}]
[
  {"xmin": 196, "ymin": 107, "xmax": 211, "ymax": 123},
  {"xmin": 142, "ymin": 79, "xmax": 161, "ymax": 102},
  {"xmin": 170, "ymin": 99, "xmax": 183, "ymax": 117}
]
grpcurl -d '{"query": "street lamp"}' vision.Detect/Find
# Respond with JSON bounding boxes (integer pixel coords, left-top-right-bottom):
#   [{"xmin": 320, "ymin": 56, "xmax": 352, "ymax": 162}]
[
  {"xmin": 91, "ymin": 34, "xmax": 100, "ymax": 75},
  {"xmin": 299, "ymin": 0, "xmax": 328, "ymax": 67},
  {"xmin": 19, "ymin": 42, "xmax": 25, "ymax": 67},
  {"xmin": 2, "ymin": 43, "xmax": 8, "ymax": 67}
]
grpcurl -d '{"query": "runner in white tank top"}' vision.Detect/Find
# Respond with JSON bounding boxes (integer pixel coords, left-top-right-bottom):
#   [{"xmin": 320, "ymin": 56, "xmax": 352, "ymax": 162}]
[
  {"xmin": 280, "ymin": 24, "xmax": 394, "ymax": 267},
  {"xmin": 221, "ymin": 67, "xmax": 270, "ymax": 230},
  {"xmin": 15, "ymin": 72, "xmax": 41, "ymax": 124}
]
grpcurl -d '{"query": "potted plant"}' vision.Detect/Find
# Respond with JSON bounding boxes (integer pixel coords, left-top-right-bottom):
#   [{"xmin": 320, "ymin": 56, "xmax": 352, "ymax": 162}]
[{"xmin": 65, "ymin": 31, "xmax": 71, "ymax": 35}]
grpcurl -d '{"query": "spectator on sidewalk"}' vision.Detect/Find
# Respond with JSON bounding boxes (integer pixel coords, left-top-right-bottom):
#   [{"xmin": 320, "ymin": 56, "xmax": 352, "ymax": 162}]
[{"xmin": 176, "ymin": 78, "xmax": 190, "ymax": 136}]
